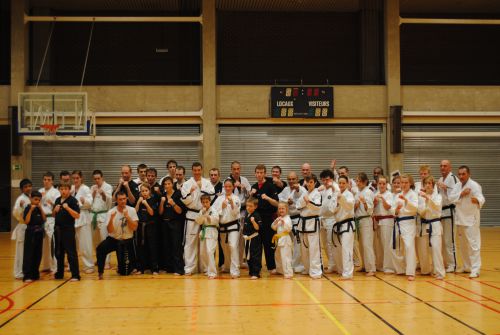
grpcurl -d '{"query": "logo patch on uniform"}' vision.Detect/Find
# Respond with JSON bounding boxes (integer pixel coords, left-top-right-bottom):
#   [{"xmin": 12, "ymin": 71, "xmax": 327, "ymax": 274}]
[{"xmin": 328, "ymin": 195, "xmax": 332, "ymax": 199}]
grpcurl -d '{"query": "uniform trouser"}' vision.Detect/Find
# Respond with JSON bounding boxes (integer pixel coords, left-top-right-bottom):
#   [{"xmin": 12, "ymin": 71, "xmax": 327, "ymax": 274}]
[
  {"xmin": 320, "ymin": 220, "xmax": 335, "ymax": 269},
  {"xmin": 358, "ymin": 218, "xmax": 376, "ymax": 273},
  {"xmin": 374, "ymin": 225, "xmax": 384, "ymax": 271},
  {"xmin": 416, "ymin": 226, "xmax": 445, "ymax": 278},
  {"xmin": 75, "ymin": 224, "xmax": 94, "ymax": 270},
  {"xmin": 23, "ymin": 228, "xmax": 44, "ymax": 280},
  {"xmin": 457, "ymin": 224, "xmax": 481, "ymax": 274},
  {"xmin": 136, "ymin": 222, "xmax": 159, "ymax": 272},
  {"xmin": 275, "ymin": 245, "xmax": 293, "ymax": 277},
  {"xmin": 184, "ymin": 219, "xmax": 200, "ymax": 274},
  {"xmin": 97, "ymin": 236, "xmax": 135, "ymax": 275},
  {"xmin": 41, "ymin": 219, "xmax": 57, "ymax": 272},
  {"xmin": 332, "ymin": 230, "xmax": 354, "ymax": 278},
  {"xmin": 353, "ymin": 236, "xmax": 361, "ymax": 267},
  {"xmin": 220, "ymin": 231, "xmax": 240, "ymax": 276},
  {"xmin": 95, "ymin": 216, "xmax": 111, "ymax": 267},
  {"xmin": 13, "ymin": 225, "xmax": 27, "ymax": 279},
  {"xmin": 441, "ymin": 217, "xmax": 457, "ymax": 270},
  {"xmin": 218, "ymin": 234, "xmax": 225, "ymax": 267},
  {"xmin": 55, "ymin": 226, "xmax": 80, "ymax": 279},
  {"xmin": 260, "ymin": 214, "xmax": 276, "ymax": 271},
  {"xmin": 416, "ymin": 222, "xmax": 432, "ymax": 275},
  {"xmin": 393, "ymin": 221, "xmax": 417, "ymax": 276},
  {"xmin": 246, "ymin": 236, "xmax": 262, "ymax": 277},
  {"xmin": 160, "ymin": 219, "xmax": 185, "ymax": 274},
  {"xmin": 238, "ymin": 210, "xmax": 246, "ymax": 266},
  {"xmin": 377, "ymin": 223, "xmax": 397, "ymax": 273},
  {"xmin": 300, "ymin": 231, "xmax": 322, "ymax": 277},
  {"xmin": 200, "ymin": 232, "xmax": 218, "ymax": 277}
]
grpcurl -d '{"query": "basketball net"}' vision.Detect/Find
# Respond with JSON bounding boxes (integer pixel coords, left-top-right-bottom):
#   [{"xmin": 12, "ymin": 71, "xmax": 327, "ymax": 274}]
[{"xmin": 40, "ymin": 124, "xmax": 60, "ymax": 140}]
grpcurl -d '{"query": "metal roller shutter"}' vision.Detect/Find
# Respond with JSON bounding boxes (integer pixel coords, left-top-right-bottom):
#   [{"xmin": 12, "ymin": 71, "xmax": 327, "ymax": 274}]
[
  {"xmin": 31, "ymin": 125, "xmax": 201, "ymax": 189},
  {"xmin": 403, "ymin": 125, "xmax": 500, "ymax": 226},
  {"xmin": 219, "ymin": 125, "xmax": 384, "ymax": 183}
]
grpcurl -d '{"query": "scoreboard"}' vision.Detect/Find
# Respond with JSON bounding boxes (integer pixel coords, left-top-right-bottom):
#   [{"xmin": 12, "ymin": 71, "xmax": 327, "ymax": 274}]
[{"xmin": 270, "ymin": 86, "xmax": 334, "ymax": 118}]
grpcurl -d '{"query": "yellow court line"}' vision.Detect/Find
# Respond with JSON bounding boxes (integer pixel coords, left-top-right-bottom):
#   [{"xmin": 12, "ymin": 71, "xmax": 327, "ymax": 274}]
[{"xmin": 293, "ymin": 279, "xmax": 351, "ymax": 335}]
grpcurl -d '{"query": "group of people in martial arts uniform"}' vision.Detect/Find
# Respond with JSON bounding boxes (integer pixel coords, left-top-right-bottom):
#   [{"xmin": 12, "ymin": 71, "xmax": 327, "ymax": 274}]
[{"xmin": 12, "ymin": 158, "xmax": 485, "ymax": 282}]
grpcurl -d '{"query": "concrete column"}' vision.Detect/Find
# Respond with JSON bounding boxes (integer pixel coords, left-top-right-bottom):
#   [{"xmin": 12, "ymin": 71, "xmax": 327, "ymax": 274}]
[
  {"xmin": 384, "ymin": 0, "xmax": 403, "ymax": 174},
  {"xmin": 201, "ymin": 0, "xmax": 218, "ymax": 174}
]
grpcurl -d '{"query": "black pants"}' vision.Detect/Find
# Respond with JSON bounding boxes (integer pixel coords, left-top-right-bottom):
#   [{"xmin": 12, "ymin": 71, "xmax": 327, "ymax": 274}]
[
  {"xmin": 260, "ymin": 214, "xmax": 276, "ymax": 270},
  {"xmin": 54, "ymin": 225, "xmax": 80, "ymax": 280},
  {"xmin": 96, "ymin": 236, "xmax": 135, "ymax": 275},
  {"xmin": 159, "ymin": 219, "xmax": 185, "ymax": 274},
  {"xmin": 23, "ymin": 227, "xmax": 44, "ymax": 280},
  {"xmin": 218, "ymin": 234, "xmax": 225, "ymax": 267},
  {"xmin": 247, "ymin": 235, "xmax": 263, "ymax": 277},
  {"xmin": 135, "ymin": 221, "xmax": 159, "ymax": 272}
]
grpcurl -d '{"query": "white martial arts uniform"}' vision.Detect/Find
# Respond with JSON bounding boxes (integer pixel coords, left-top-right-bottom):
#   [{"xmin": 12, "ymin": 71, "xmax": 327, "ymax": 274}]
[
  {"xmin": 449, "ymin": 178, "xmax": 485, "ymax": 276},
  {"xmin": 195, "ymin": 207, "xmax": 220, "ymax": 278},
  {"xmin": 279, "ymin": 185, "xmax": 307, "ymax": 273},
  {"xmin": 271, "ymin": 215, "xmax": 293, "ymax": 278},
  {"xmin": 91, "ymin": 182, "xmax": 113, "ymax": 267},
  {"xmin": 72, "ymin": 184, "xmax": 94, "ymax": 271},
  {"xmin": 355, "ymin": 186, "xmax": 376, "ymax": 273},
  {"xmin": 12, "ymin": 193, "xmax": 30, "ymax": 279},
  {"xmin": 212, "ymin": 194, "xmax": 241, "ymax": 277},
  {"xmin": 223, "ymin": 175, "xmax": 251, "ymax": 266},
  {"xmin": 39, "ymin": 186, "xmax": 60, "ymax": 272},
  {"xmin": 296, "ymin": 188, "xmax": 322, "ymax": 278},
  {"xmin": 373, "ymin": 190, "xmax": 396, "ymax": 273},
  {"xmin": 438, "ymin": 172, "xmax": 459, "ymax": 272},
  {"xmin": 417, "ymin": 190, "xmax": 445, "ymax": 278},
  {"xmin": 392, "ymin": 189, "xmax": 418, "ymax": 276},
  {"xmin": 333, "ymin": 189, "xmax": 356, "ymax": 279},
  {"xmin": 319, "ymin": 183, "xmax": 339, "ymax": 273},
  {"xmin": 181, "ymin": 177, "xmax": 215, "ymax": 274}
]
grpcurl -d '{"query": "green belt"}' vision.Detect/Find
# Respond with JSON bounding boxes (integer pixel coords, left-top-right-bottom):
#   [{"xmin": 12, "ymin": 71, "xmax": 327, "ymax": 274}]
[
  {"xmin": 91, "ymin": 210, "xmax": 109, "ymax": 230},
  {"xmin": 200, "ymin": 224, "xmax": 217, "ymax": 241},
  {"xmin": 45, "ymin": 214, "xmax": 52, "ymax": 217}
]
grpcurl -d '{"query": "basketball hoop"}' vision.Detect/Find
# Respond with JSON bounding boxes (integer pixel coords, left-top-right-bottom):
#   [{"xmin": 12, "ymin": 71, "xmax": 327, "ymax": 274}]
[{"xmin": 40, "ymin": 124, "xmax": 60, "ymax": 139}]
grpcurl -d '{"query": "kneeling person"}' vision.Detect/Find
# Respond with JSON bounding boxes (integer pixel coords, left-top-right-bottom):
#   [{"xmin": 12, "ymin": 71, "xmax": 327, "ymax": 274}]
[{"xmin": 96, "ymin": 192, "xmax": 139, "ymax": 279}]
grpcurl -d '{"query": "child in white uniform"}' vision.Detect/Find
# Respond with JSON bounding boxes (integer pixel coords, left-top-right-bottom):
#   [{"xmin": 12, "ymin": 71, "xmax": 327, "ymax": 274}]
[
  {"xmin": 196, "ymin": 194, "xmax": 220, "ymax": 279},
  {"xmin": 271, "ymin": 202, "xmax": 294, "ymax": 279}
]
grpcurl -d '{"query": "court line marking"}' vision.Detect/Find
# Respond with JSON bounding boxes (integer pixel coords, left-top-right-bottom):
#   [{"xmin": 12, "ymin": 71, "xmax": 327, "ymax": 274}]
[
  {"xmin": 443, "ymin": 281, "xmax": 500, "ymax": 304},
  {"xmin": 427, "ymin": 281, "xmax": 500, "ymax": 314},
  {"xmin": 323, "ymin": 275, "xmax": 404, "ymax": 335},
  {"xmin": 0, "ymin": 279, "xmax": 70, "ymax": 329},
  {"xmin": 293, "ymin": 278, "xmax": 351, "ymax": 335},
  {"xmin": 375, "ymin": 275, "xmax": 486, "ymax": 335}
]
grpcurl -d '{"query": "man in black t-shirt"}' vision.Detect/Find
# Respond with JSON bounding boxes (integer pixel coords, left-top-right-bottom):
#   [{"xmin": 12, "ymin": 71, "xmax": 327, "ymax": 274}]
[
  {"xmin": 113, "ymin": 165, "xmax": 139, "ymax": 206},
  {"xmin": 250, "ymin": 164, "xmax": 279, "ymax": 273},
  {"xmin": 53, "ymin": 182, "xmax": 81, "ymax": 281}
]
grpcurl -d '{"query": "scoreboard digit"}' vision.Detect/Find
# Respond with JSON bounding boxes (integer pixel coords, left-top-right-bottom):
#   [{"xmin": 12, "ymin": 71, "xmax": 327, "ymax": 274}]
[{"xmin": 270, "ymin": 86, "xmax": 334, "ymax": 118}]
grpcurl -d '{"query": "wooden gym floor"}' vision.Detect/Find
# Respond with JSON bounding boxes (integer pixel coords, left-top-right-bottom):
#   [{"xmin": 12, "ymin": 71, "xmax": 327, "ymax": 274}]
[{"xmin": 0, "ymin": 228, "xmax": 499, "ymax": 335}]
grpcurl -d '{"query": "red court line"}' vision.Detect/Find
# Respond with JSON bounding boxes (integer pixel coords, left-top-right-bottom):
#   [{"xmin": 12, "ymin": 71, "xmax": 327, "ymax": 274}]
[
  {"xmin": 427, "ymin": 281, "xmax": 500, "ymax": 314},
  {"xmin": 444, "ymin": 281, "xmax": 500, "ymax": 304},
  {"xmin": 475, "ymin": 281, "xmax": 500, "ymax": 290},
  {"xmin": 0, "ymin": 295, "xmax": 14, "ymax": 315},
  {"xmin": 0, "ymin": 282, "xmax": 32, "ymax": 303}
]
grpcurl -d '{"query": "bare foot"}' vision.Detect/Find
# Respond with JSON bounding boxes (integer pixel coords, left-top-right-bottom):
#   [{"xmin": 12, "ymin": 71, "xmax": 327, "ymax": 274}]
[
  {"xmin": 407, "ymin": 275, "xmax": 415, "ymax": 281},
  {"xmin": 366, "ymin": 272, "xmax": 375, "ymax": 277}
]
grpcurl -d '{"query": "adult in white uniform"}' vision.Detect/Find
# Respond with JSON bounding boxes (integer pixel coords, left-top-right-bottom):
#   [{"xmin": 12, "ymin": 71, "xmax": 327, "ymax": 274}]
[
  {"xmin": 373, "ymin": 176, "xmax": 396, "ymax": 274},
  {"xmin": 71, "ymin": 170, "xmax": 94, "ymax": 273},
  {"xmin": 318, "ymin": 169, "xmax": 339, "ymax": 274},
  {"xmin": 355, "ymin": 172, "xmax": 376, "ymax": 276},
  {"xmin": 181, "ymin": 162, "xmax": 215, "ymax": 275},
  {"xmin": 39, "ymin": 172, "xmax": 60, "ymax": 273},
  {"xmin": 212, "ymin": 179, "xmax": 241, "ymax": 278},
  {"xmin": 449, "ymin": 165, "xmax": 485, "ymax": 278},
  {"xmin": 417, "ymin": 176, "xmax": 445, "ymax": 279},
  {"xmin": 12, "ymin": 179, "xmax": 32, "ymax": 279},
  {"xmin": 392, "ymin": 174, "xmax": 418, "ymax": 281},
  {"xmin": 296, "ymin": 175, "xmax": 322, "ymax": 279},
  {"xmin": 437, "ymin": 160, "xmax": 459, "ymax": 272},
  {"xmin": 332, "ymin": 175, "xmax": 356, "ymax": 280},
  {"xmin": 90, "ymin": 170, "xmax": 113, "ymax": 269},
  {"xmin": 278, "ymin": 171, "xmax": 306, "ymax": 273}
]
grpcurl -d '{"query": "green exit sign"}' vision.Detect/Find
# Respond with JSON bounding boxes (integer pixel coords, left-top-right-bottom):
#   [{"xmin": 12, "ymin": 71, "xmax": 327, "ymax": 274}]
[{"xmin": 12, "ymin": 164, "xmax": 22, "ymax": 171}]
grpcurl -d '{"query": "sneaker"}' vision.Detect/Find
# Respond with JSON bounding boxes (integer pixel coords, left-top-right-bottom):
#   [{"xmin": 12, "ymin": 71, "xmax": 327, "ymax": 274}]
[
  {"xmin": 70, "ymin": 277, "xmax": 80, "ymax": 282},
  {"xmin": 469, "ymin": 273, "xmax": 479, "ymax": 278},
  {"xmin": 250, "ymin": 276, "xmax": 259, "ymax": 280}
]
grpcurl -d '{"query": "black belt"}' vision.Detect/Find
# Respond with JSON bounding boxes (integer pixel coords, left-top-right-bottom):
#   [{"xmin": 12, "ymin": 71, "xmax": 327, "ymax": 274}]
[
  {"xmin": 290, "ymin": 214, "xmax": 300, "ymax": 220},
  {"xmin": 187, "ymin": 208, "xmax": 200, "ymax": 214},
  {"xmin": 392, "ymin": 216, "xmax": 416, "ymax": 250},
  {"xmin": 331, "ymin": 217, "xmax": 355, "ymax": 247},
  {"xmin": 298, "ymin": 215, "xmax": 320, "ymax": 234},
  {"xmin": 420, "ymin": 218, "xmax": 441, "ymax": 247},
  {"xmin": 440, "ymin": 204, "xmax": 455, "ymax": 220},
  {"xmin": 219, "ymin": 220, "xmax": 240, "ymax": 243}
]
